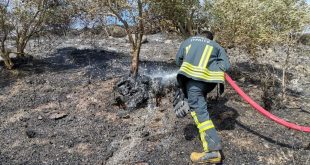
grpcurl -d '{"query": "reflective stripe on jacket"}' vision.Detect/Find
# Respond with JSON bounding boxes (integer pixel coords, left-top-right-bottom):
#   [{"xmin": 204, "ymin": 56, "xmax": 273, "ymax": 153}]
[{"xmin": 176, "ymin": 36, "xmax": 230, "ymax": 84}]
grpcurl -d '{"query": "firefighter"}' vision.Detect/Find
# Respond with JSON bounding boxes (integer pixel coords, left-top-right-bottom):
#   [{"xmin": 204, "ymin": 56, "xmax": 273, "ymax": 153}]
[{"xmin": 173, "ymin": 31, "xmax": 230, "ymax": 164}]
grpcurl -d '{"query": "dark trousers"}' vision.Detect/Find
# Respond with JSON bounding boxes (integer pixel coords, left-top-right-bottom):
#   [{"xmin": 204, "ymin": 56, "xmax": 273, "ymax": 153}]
[{"xmin": 186, "ymin": 79, "xmax": 222, "ymax": 152}]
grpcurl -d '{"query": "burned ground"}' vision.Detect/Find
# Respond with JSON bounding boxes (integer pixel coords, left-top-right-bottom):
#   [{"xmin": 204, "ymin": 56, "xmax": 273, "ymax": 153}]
[{"xmin": 0, "ymin": 34, "xmax": 309, "ymax": 164}]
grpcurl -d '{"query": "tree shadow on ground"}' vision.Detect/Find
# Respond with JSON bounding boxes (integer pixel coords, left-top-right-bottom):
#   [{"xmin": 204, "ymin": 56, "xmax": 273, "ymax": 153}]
[
  {"xmin": 0, "ymin": 47, "xmax": 131, "ymax": 89},
  {"xmin": 0, "ymin": 47, "xmax": 180, "ymax": 89},
  {"xmin": 0, "ymin": 47, "xmax": 180, "ymax": 117},
  {"xmin": 214, "ymin": 97, "xmax": 307, "ymax": 150},
  {"xmin": 209, "ymin": 97, "xmax": 240, "ymax": 131},
  {"xmin": 235, "ymin": 121, "xmax": 306, "ymax": 150}
]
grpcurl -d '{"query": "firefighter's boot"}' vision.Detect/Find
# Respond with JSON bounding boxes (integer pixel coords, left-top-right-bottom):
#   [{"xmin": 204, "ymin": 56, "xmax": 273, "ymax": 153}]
[{"xmin": 190, "ymin": 151, "xmax": 221, "ymax": 164}]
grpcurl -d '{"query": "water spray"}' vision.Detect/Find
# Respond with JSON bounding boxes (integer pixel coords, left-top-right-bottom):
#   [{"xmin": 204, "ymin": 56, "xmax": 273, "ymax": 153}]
[{"xmin": 142, "ymin": 68, "xmax": 179, "ymax": 87}]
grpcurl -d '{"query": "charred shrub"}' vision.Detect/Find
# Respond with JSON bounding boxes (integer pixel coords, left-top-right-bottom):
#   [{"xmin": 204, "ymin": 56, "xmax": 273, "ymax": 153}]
[{"xmin": 112, "ymin": 74, "xmax": 171, "ymax": 110}]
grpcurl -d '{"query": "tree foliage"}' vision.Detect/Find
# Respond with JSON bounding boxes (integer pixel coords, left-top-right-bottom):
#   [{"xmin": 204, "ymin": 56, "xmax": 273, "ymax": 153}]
[
  {"xmin": 0, "ymin": 0, "xmax": 14, "ymax": 69},
  {"xmin": 43, "ymin": 0, "xmax": 74, "ymax": 35},
  {"xmin": 0, "ymin": 0, "xmax": 76, "ymax": 68},
  {"xmin": 69, "ymin": 0, "xmax": 109, "ymax": 30},
  {"xmin": 149, "ymin": 0, "xmax": 202, "ymax": 37},
  {"xmin": 205, "ymin": 0, "xmax": 310, "ymax": 100},
  {"xmin": 11, "ymin": 0, "xmax": 51, "ymax": 56},
  {"xmin": 206, "ymin": 0, "xmax": 310, "ymax": 53}
]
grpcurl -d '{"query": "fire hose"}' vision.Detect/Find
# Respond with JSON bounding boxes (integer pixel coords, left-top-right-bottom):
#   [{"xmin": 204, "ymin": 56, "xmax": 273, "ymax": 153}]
[{"xmin": 225, "ymin": 73, "xmax": 310, "ymax": 133}]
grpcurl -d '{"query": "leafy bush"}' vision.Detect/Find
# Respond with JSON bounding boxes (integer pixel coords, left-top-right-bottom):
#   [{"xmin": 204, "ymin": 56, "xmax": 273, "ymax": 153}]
[{"xmin": 206, "ymin": 0, "xmax": 310, "ymax": 54}]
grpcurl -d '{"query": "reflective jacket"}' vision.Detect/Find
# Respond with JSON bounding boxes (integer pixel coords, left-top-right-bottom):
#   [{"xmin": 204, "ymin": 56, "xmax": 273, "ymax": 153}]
[{"xmin": 176, "ymin": 36, "xmax": 230, "ymax": 85}]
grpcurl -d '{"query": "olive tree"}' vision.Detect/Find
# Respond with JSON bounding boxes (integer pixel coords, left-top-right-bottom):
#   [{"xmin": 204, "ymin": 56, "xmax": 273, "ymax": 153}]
[
  {"xmin": 104, "ymin": 0, "xmax": 147, "ymax": 77},
  {"xmin": 11, "ymin": 0, "xmax": 56, "ymax": 57},
  {"xmin": 206, "ymin": 0, "xmax": 310, "ymax": 99},
  {"xmin": 263, "ymin": 0, "xmax": 310, "ymax": 99},
  {"xmin": 206, "ymin": 0, "xmax": 309, "ymax": 53},
  {"xmin": 0, "ymin": 0, "xmax": 14, "ymax": 69}
]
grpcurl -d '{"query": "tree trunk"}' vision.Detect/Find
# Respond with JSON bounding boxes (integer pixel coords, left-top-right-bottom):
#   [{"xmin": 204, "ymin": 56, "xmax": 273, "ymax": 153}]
[
  {"xmin": 282, "ymin": 67, "xmax": 286, "ymax": 99},
  {"xmin": 1, "ymin": 51, "xmax": 13, "ymax": 69},
  {"xmin": 16, "ymin": 41, "xmax": 27, "ymax": 57},
  {"xmin": 130, "ymin": 33, "xmax": 143, "ymax": 78},
  {"xmin": 282, "ymin": 45, "xmax": 290, "ymax": 101},
  {"xmin": 187, "ymin": 9, "xmax": 195, "ymax": 36},
  {"xmin": 186, "ymin": 18, "xmax": 192, "ymax": 36},
  {"xmin": 130, "ymin": 0, "xmax": 144, "ymax": 78},
  {"xmin": 178, "ymin": 22, "xmax": 189, "ymax": 37},
  {"xmin": 130, "ymin": 42, "xmax": 141, "ymax": 78},
  {"xmin": 16, "ymin": 36, "xmax": 29, "ymax": 57},
  {"xmin": 1, "ymin": 41, "xmax": 13, "ymax": 69},
  {"xmin": 130, "ymin": 48, "xmax": 138, "ymax": 78}
]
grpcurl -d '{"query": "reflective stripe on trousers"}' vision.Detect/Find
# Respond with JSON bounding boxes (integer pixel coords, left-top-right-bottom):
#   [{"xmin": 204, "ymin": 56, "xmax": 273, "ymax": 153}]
[{"xmin": 186, "ymin": 79, "xmax": 222, "ymax": 152}]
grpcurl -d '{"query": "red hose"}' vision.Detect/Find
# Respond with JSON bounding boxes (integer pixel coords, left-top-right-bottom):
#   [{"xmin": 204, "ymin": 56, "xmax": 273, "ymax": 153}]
[{"xmin": 225, "ymin": 73, "xmax": 310, "ymax": 133}]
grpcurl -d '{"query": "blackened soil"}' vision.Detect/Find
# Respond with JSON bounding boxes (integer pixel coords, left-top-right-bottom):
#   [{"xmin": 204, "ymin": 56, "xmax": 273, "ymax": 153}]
[{"xmin": 0, "ymin": 36, "xmax": 309, "ymax": 165}]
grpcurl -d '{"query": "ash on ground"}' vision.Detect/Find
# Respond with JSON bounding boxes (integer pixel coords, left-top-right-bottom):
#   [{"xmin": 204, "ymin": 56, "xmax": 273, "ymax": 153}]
[{"xmin": 1, "ymin": 34, "xmax": 310, "ymax": 165}]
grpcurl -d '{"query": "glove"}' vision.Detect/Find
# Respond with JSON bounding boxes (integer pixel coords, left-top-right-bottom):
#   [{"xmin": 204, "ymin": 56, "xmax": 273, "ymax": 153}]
[
  {"xmin": 173, "ymin": 88, "xmax": 190, "ymax": 118},
  {"xmin": 174, "ymin": 99, "xmax": 190, "ymax": 118},
  {"xmin": 173, "ymin": 88, "xmax": 184, "ymax": 107}
]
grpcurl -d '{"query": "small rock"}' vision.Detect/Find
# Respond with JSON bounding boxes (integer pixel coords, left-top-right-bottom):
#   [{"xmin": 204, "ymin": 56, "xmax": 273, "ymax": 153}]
[
  {"xmin": 20, "ymin": 115, "xmax": 30, "ymax": 122},
  {"xmin": 67, "ymin": 140, "xmax": 75, "ymax": 148},
  {"xmin": 122, "ymin": 114, "xmax": 130, "ymax": 119},
  {"xmin": 147, "ymin": 147, "xmax": 153, "ymax": 152},
  {"xmin": 49, "ymin": 112, "xmax": 68, "ymax": 120},
  {"xmin": 26, "ymin": 129, "xmax": 37, "ymax": 138},
  {"xmin": 123, "ymin": 135, "xmax": 131, "ymax": 140},
  {"xmin": 25, "ymin": 79, "xmax": 33, "ymax": 84},
  {"xmin": 295, "ymin": 87, "xmax": 303, "ymax": 93},
  {"xmin": 135, "ymin": 163, "xmax": 149, "ymax": 165},
  {"xmin": 38, "ymin": 115, "xmax": 43, "ymax": 120},
  {"xmin": 109, "ymin": 132, "xmax": 117, "ymax": 137},
  {"xmin": 125, "ymin": 36, "xmax": 148, "ymax": 44},
  {"xmin": 117, "ymin": 111, "xmax": 130, "ymax": 119},
  {"xmin": 141, "ymin": 131, "xmax": 150, "ymax": 137},
  {"xmin": 239, "ymin": 77, "xmax": 246, "ymax": 83},
  {"xmin": 227, "ymin": 132, "xmax": 233, "ymax": 136},
  {"xmin": 263, "ymin": 142, "xmax": 270, "ymax": 149},
  {"xmin": 154, "ymin": 118, "xmax": 161, "ymax": 122},
  {"xmin": 164, "ymin": 40, "xmax": 172, "ymax": 44},
  {"xmin": 105, "ymin": 151, "xmax": 114, "ymax": 160},
  {"xmin": 290, "ymin": 79, "xmax": 299, "ymax": 85}
]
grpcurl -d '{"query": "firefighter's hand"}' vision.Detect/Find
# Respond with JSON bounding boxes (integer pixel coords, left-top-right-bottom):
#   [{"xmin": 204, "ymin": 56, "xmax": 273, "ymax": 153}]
[
  {"xmin": 174, "ymin": 99, "xmax": 190, "ymax": 118},
  {"xmin": 173, "ymin": 88, "xmax": 184, "ymax": 107}
]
